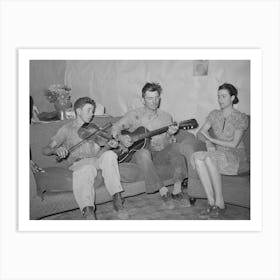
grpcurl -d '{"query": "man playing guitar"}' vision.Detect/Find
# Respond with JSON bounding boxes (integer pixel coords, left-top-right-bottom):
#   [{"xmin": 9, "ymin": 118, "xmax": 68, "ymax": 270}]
[{"xmin": 112, "ymin": 82, "xmax": 190, "ymax": 209}]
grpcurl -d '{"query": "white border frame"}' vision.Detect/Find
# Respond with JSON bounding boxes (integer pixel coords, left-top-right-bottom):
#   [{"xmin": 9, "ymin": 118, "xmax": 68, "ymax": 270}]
[{"xmin": 19, "ymin": 48, "xmax": 262, "ymax": 232}]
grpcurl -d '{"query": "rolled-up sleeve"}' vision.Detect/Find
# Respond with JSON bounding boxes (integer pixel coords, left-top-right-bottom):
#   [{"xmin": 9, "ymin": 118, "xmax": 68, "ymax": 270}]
[{"xmin": 111, "ymin": 111, "xmax": 135, "ymax": 137}]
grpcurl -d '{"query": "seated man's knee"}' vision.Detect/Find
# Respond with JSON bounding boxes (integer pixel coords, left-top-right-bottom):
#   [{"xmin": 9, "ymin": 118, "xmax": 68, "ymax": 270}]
[
  {"xmin": 74, "ymin": 164, "xmax": 97, "ymax": 178},
  {"xmin": 134, "ymin": 149, "xmax": 152, "ymax": 163},
  {"xmin": 178, "ymin": 140, "xmax": 196, "ymax": 157},
  {"xmin": 102, "ymin": 150, "xmax": 117, "ymax": 161},
  {"xmin": 193, "ymin": 153, "xmax": 206, "ymax": 167},
  {"xmin": 204, "ymin": 155, "xmax": 215, "ymax": 167}
]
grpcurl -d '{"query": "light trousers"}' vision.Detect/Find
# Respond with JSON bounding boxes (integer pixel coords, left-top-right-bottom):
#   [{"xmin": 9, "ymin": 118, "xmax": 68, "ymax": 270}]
[{"xmin": 69, "ymin": 150, "xmax": 123, "ymax": 211}]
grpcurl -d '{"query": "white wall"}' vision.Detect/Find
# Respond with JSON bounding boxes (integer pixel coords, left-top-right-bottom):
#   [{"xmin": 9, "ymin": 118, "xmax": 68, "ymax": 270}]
[
  {"xmin": 64, "ymin": 60, "xmax": 250, "ymax": 128},
  {"xmin": 31, "ymin": 60, "xmax": 250, "ymax": 129}
]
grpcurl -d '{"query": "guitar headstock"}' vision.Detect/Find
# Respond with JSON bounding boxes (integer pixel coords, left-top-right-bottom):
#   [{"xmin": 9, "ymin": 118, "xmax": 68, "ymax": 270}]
[{"xmin": 178, "ymin": 119, "xmax": 199, "ymax": 130}]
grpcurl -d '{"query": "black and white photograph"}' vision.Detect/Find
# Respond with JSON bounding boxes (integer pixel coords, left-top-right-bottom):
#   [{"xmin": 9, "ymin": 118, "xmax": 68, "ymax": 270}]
[{"xmin": 19, "ymin": 49, "xmax": 261, "ymax": 231}]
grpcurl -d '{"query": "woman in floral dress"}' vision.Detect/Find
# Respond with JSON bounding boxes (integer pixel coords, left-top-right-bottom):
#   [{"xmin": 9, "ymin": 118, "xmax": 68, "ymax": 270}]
[{"xmin": 191, "ymin": 83, "xmax": 249, "ymax": 218}]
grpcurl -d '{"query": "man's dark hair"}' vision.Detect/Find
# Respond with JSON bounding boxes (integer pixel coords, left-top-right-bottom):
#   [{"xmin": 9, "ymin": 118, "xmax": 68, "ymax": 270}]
[
  {"xmin": 142, "ymin": 82, "xmax": 162, "ymax": 98},
  {"xmin": 74, "ymin": 97, "xmax": 96, "ymax": 114}
]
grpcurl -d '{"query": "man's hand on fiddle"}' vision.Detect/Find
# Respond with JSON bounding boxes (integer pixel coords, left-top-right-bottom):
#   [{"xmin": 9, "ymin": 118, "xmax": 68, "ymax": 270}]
[
  {"xmin": 167, "ymin": 123, "xmax": 179, "ymax": 135},
  {"xmin": 55, "ymin": 146, "xmax": 69, "ymax": 159},
  {"xmin": 107, "ymin": 139, "xmax": 119, "ymax": 149}
]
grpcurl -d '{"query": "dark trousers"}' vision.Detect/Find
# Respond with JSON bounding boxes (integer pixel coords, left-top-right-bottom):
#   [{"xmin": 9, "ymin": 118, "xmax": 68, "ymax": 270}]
[{"xmin": 131, "ymin": 143, "xmax": 187, "ymax": 193}]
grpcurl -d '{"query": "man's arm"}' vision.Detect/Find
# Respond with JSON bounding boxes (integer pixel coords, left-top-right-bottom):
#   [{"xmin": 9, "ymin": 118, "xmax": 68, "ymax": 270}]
[
  {"xmin": 42, "ymin": 139, "xmax": 69, "ymax": 159},
  {"xmin": 196, "ymin": 120, "xmax": 212, "ymax": 142},
  {"xmin": 200, "ymin": 129, "xmax": 244, "ymax": 149},
  {"xmin": 111, "ymin": 111, "xmax": 135, "ymax": 148},
  {"xmin": 42, "ymin": 124, "xmax": 69, "ymax": 158},
  {"xmin": 111, "ymin": 112, "xmax": 133, "ymax": 138}
]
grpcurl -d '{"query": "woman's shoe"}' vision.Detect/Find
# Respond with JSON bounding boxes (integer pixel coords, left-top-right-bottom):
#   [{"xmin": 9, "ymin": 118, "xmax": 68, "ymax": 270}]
[
  {"xmin": 198, "ymin": 205, "xmax": 214, "ymax": 218},
  {"xmin": 210, "ymin": 205, "xmax": 227, "ymax": 218}
]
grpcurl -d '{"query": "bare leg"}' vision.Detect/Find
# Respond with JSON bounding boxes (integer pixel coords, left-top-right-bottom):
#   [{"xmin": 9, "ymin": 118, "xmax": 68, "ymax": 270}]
[
  {"xmin": 194, "ymin": 157, "xmax": 215, "ymax": 206},
  {"xmin": 204, "ymin": 157, "xmax": 225, "ymax": 209}
]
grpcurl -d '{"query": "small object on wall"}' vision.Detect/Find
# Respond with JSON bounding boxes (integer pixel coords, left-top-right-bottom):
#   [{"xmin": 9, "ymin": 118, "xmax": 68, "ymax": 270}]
[{"xmin": 193, "ymin": 60, "xmax": 209, "ymax": 76}]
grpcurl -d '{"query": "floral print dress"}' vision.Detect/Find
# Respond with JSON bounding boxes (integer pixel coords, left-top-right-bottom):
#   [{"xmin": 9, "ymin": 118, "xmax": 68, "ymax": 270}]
[{"xmin": 191, "ymin": 109, "xmax": 249, "ymax": 175}]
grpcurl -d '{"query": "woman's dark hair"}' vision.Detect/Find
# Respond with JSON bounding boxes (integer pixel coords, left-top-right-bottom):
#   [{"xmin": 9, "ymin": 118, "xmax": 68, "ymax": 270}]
[
  {"xmin": 74, "ymin": 97, "xmax": 96, "ymax": 114},
  {"xmin": 142, "ymin": 82, "xmax": 162, "ymax": 98},
  {"xmin": 218, "ymin": 83, "xmax": 239, "ymax": 104}
]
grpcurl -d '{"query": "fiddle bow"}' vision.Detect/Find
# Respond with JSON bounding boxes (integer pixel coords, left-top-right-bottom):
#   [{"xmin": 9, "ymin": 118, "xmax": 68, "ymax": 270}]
[{"xmin": 56, "ymin": 122, "xmax": 113, "ymax": 162}]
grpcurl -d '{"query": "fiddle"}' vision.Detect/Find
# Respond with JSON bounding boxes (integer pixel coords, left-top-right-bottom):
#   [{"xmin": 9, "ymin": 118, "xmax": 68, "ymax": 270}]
[
  {"xmin": 56, "ymin": 122, "xmax": 115, "ymax": 162},
  {"xmin": 78, "ymin": 122, "xmax": 113, "ymax": 147}
]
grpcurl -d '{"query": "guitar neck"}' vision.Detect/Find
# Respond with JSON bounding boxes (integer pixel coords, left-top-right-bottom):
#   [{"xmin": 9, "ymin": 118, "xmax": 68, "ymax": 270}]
[
  {"xmin": 144, "ymin": 126, "xmax": 170, "ymax": 139},
  {"xmin": 136, "ymin": 122, "xmax": 177, "ymax": 141},
  {"xmin": 134, "ymin": 119, "xmax": 197, "ymax": 142}
]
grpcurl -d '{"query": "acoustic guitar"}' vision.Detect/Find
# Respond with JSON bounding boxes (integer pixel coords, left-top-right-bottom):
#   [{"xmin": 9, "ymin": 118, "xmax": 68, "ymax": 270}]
[{"xmin": 117, "ymin": 118, "xmax": 198, "ymax": 163}]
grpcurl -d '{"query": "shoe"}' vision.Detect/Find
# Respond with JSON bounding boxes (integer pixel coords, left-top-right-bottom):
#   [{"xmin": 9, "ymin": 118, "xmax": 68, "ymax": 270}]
[
  {"xmin": 112, "ymin": 192, "xmax": 124, "ymax": 211},
  {"xmin": 171, "ymin": 192, "xmax": 191, "ymax": 207},
  {"xmin": 198, "ymin": 205, "xmax": 214, "ymax": 218},
  {"xmin": 112, "ymin": 193, "xmax": 129, "ymax": 219},
  {"xmin": 189, "ymin": 197, "xmax": 197, "ymax": 206},
  {"xmin": 181, "ymin": 178, "xmax": 188, "ymax": 193},
  {"xmin": 210, "ymin": 205, "xmax": 227, "ymax": 218},
  {"xmin": 161, "ymin": 192, "xmax": 175, "ymax": 210},
  {"xmin": 82, "ymin": 206, "xmax": 96, "ymax": 220}
]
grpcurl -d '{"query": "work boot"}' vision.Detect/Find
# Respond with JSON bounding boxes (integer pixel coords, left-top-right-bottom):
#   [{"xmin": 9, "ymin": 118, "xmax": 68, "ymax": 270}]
[
  {"xmin": 82, "ymin": 206, "xmax": 96, "ymax": 220},
  {"xmin": 112, "ymin": 193, "xmax": 129, "ymax": 219},
  {"xmin": 171, "ymin": 192, "xmax": 191, "ymax": 207},
  {"xmin": 161, "ymin": 192, "xmax": 175, "ymax": 210},
  {"xmin": 181, "ymin": 178, "xmax": 188, "ymax": 193}
]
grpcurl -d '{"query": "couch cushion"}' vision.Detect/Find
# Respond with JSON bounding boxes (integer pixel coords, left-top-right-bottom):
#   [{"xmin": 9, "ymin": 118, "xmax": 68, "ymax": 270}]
[{"xmin": 33, "ymin": 162, "xmax": 145, "ymax": 196}]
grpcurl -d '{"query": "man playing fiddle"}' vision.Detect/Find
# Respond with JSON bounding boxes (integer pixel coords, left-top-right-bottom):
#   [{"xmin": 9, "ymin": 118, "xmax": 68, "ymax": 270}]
[{"xmin": 43, "ymin": 97, "xmax": 129, "ymax": 220}]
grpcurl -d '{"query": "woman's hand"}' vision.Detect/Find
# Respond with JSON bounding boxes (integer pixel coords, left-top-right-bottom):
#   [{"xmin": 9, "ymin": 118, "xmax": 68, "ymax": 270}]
[{"xmin": 205, "ymin": 140, "xmax": 216, "ymax": 152}]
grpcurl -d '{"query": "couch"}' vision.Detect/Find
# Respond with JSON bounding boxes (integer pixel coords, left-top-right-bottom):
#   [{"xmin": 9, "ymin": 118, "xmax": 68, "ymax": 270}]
[
  {"xmin": 178, "ymin": 116, "xmax": 250, "ymax": 208},
  {"xmin": 30, "ymin": 115, "xmax": 192, "ymax": 219}
]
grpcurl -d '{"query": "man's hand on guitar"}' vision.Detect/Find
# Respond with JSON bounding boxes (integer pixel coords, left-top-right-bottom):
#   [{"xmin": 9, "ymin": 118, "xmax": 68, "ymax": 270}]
[
  {"xmin": 167, "ymin": 123, "xmax": 179, "ymax": 135},
  {"xmin": 55, "ymin": 146, "xmax": 69, "ymax": 159},
  {"xmin": 118, "ymin": 135, "xmax": 133, "ymax": 148}
]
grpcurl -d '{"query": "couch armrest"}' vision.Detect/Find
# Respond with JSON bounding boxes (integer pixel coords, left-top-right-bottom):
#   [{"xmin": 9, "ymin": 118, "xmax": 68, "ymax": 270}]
[{"xmin": 30, "ymin": 168, "xmax": 38, "ymax": 199}]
